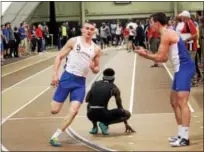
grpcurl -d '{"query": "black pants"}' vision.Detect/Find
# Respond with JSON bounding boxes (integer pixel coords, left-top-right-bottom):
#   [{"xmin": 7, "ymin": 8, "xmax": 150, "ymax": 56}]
[
  {"xmin": 37, "ymin": 38, "xmax": 42, "ymax": 53},
  {"xmin": 8, "ymin": 40, "xmax": 16, "ymax": 57},
  {"xmin": 87, "ymin": 106, "xmax": 130, "ymax": 127},
  {"xmin": 31, "ymin": 38, "xmax": 37, "ymax": 52},
  {"xmin": 101, "ymin": 38, "xmax": 108, "ymax": 50},
  {"xmin": 62, "ymin": 36, "xmax": 67, "ymax": 47},
  {"xmin": 196, "ymin": 48, "xmax": 201, "ymax": 63},
  {"xmin": 135, "ymin": 37, "xmax": 145, "ymax": 48},
  {"xmin": 14, "ymin": 41, "xmax": 20, "ymax": 57},
  {"xmin": 115, "ymin": 34, "xmax": 122, "ymax": 47},
  {"xmin": 195, "ymin": 50, "xmax": 201, "ymax": 78}
]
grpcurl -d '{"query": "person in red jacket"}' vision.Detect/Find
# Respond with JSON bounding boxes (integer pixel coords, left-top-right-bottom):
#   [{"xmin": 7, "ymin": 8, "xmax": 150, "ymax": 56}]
[
  {"xmin": 180, "ymin": 10, "xmax": 200, "ymax": 86},
  {"xmin": 123, "ymin": 24, "xmax": 129, "ymax": 50},
  {"xmin": 35, "ymin": 24, "xmax": 43, "ymax": 53}
]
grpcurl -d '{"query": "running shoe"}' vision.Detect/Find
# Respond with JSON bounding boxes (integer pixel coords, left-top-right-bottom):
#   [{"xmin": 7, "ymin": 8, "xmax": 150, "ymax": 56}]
[{"xmin": 49, "ymin": 137, "xmax": 61, "ymax": 147}]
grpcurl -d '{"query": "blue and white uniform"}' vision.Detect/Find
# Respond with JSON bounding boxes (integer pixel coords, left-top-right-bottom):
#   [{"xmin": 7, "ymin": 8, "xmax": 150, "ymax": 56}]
[
  {"xmin": 53, "ymin": 36, "xmax": 95, "ymax": 103},
  {"xmin": 169, "ymin": 38, "xmax": 195, "ymax": 92}
]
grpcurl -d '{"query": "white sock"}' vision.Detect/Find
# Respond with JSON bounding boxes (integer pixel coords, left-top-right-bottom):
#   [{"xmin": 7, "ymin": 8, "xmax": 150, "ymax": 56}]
[
  {"xmin": 51, "ymin": 128, "xmax": 62, "ymax": 139},
  {"xmin": 181, "ymin": 127, "xmax": 189, "ymax": 140},
  {"xmin": 178, "ymin": 125, "xmax": 182, "ymax": 137}
]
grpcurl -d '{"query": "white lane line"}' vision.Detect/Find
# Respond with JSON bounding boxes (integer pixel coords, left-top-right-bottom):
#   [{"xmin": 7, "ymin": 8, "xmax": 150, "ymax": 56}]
[
  {"xmin": 129, "ymin": 54, "xmax": 137, "ymax": 114},
  {"xmin": 66, "ymin": 129, "xmax": 100, "ymax": 151},
  {"xmin": 66, "ymin": 128, "xmax": 116, "ymax": 151},
  {"xmin": 1, "ymin": 144, "xmax": 9, "ymax": 151},
  {"xmin": 6, "ymin": 116, "xmax": 86, "ymax": 121},
  {"xmin": 131, "ymin": 112, "xmax": 174, "ymax": 116},
  {"xmin": 1, "ymin": 50, "xmax": 118, "ymax": 151},
  {"xmin": 2, "ymin": 56, "xmax": 55, "ymax": 77},
  {"xmin": 162, "ymin": 63, "xmax": 195, "ymax": 112},
  {"xmin": 2, "ymin": 55, "xmax": 37, "ymax": 68},
  {"xmin": 2, "ymin": 65, "xmax": 54, "ymax": 93},
  {"xmin": 1, "ymin": 87, "xmax": 51, "ymax": 125}
]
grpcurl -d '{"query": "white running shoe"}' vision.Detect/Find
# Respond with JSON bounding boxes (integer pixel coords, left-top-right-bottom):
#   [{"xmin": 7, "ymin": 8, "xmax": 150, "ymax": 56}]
[
  {"xmin": 168, "ymin": 136, "xmax": 180, "ymax": 142},
  {"xmin": 169, "ymin": 138, "xmax": 190, "ymax": 147}
]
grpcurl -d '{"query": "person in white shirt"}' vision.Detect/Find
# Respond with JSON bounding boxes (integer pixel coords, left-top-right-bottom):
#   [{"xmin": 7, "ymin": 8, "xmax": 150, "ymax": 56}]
[
  {"xmin": 92, "ymin": 23, "xmax": 99, "ymax": 44},
  {"xmin": 126, "ymin": 21, "xmax": 137, "ymax": 31},
  {"xmin": 115, "ymin": 24, "xmax": 123, "ymax": 46},
  {"xmin": 49, "ymin": 22, "xmax": 101, "ymax": 147},
  {"xmin": 126, "ymin": 20, "xmax": 137, "ymax": 52}
]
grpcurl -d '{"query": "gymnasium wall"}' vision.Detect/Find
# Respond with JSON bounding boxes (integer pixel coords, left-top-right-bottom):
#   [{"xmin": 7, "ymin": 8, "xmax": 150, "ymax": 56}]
[{"xmin": 3, "ymin": 1, "xmax": 203, "ymax": 26}]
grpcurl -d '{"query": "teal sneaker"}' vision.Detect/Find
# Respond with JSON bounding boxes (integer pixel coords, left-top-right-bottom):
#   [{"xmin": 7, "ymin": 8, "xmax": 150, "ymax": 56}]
[
  {"xmin": 89, "ymin": 126, "xmax": 98, "ymax": 134},
  {"xmin": 99, "ymin": 122, "xmax": 110, "ymax": 135},
  {"xmin": 49, "ymin": 137, "xmax": 61, "ymax": 147}
]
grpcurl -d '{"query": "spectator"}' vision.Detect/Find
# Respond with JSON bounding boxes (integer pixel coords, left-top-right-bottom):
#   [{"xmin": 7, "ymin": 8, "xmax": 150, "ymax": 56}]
[
  {"xmin": 35, "ymin": 24, "xmax": 43, "ymax": 54},
  {"xmin": 115, "ymin": 24, "xmax": 123, "ymax": 47},
  {"xmin": 3, "ymin": 23, "xmax": 10, "ymax": 58},
  {"xmin": 100, "ymin": 22, "xmax": 109, "ymax": 50},
  {"xmin": 123, "ymin": 23, "xmax": 129, "ymax": 50},
  {"xmin": 75, "ymin": 22, "xmax": 81, "ymax": 36},
  {"xmin": 31, "ymin": 25, "xmax": 37, "ymax": 53},
  {"xmin": 18, "ymin": 22, "xmax": 27, "ymax": 56},
  {"xmin": 13, "ymin": 27, "xmax": 20, "ymax": 57},
  {"xmin": 180, "ymin": 10, "xmax": 200, "ymax": 86},
  {"xmin": 1, "ymin": 25, "xmax": 5, "ymax": 62},
  {"xmin": 41, "ymin": 22, "xmax": 49, "ymax": 51},
  {"xmin": 198, "ymin": 13, "xmax": 204, "ymax": 70},
  {"xmin": 135, "ymin": 21, "xmax": 145, "ymax": 48},
  {"xmin": 168, "ymin": 19, "xmax": 174, "ymax": 30},
  {"xmin": 57, "ymin": 25, "xmax": 63, "ymax": 50},
  {"xmin": 61, "ymin": 22, "xmax": 68, "ymax": 47},
  {"xmin": 70, "ymin": 27, "xmax": 76, "ymax": 38},
  {"xmin": 92, "ymin": 23, "xmax": 99, "ymax": 44},
  {"xmin": 7, "ymin": 22, "xmax": 16, "ymax": 57}
]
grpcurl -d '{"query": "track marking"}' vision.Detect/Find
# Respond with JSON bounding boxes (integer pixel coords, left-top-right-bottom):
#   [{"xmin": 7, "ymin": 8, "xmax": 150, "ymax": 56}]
[
  {"xmin": 6, "ymin": 116, "xmax": 86, "ymax": 121},
  {"xmin": 2, "ymin": 55, "xmax": 37, "ymax": 68},
  {"xmin": 129, "ymin": 54, "xmax": 137, "ymax": 114},
  {"xmin": 2, "ymin": 65, "xmax": 54, "ymax": 93},
  {"xmin": 2, "ymin": 56, "xmax": 55, "ymax": 77}
]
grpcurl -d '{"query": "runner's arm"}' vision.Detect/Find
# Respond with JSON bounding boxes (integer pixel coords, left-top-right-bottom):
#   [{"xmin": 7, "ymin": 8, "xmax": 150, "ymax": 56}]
[
  {"xmin": 135, "ymin": 33, "xmax": 169, "ymax": 62},
  {"xmin": 91, "ymin": 45, "xmax": 101, "ymax": 73}
]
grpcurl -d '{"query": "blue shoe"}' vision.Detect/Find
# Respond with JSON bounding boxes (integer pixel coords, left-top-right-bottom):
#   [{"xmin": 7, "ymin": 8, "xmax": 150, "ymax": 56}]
[
  {"xmin": 99, "ymin": 122, "xmax": 110, "ymax": 135},
  {"xmin": 49, "ymin": 137, "xmax": 61, "ymax": 147},
  {"xmin": 89, "ymin": 126, "xmax": 98, "ymax": 134}
]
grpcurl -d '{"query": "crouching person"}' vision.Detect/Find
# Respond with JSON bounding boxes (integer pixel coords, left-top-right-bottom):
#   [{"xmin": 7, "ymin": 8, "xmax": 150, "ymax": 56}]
[{"xmin": 86, "ymin": 68, "xmax": 135, "ymax": 135}]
